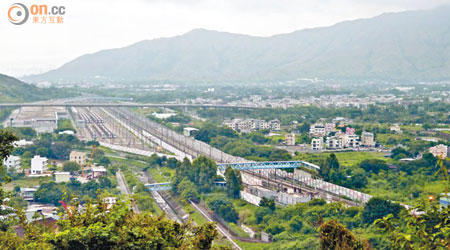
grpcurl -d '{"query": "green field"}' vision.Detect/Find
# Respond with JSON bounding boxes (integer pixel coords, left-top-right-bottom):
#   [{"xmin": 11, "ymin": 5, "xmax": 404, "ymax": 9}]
[
  {"xmin": 3, "ymin": 176, "xmax": 53, "ymax": 191},
  {"xmin": 295, "ymin": 151, "xmax": 392, "ymax": 167}
]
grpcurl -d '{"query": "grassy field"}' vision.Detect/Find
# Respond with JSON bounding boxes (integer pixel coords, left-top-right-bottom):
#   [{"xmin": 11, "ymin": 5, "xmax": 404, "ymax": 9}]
[
  {"xmin": 400, "ymin": 124, "xmax": 423, "ymax": 132},
  {"xmin": 375, "ymin": 133, "xmax": 413, "ymax": 147},
  {"xmin": 295, "ymin": 151, "xmax": 392, "ymax": 167},
  {"xmin": 236, "ymin": 240, "xmax": 271, "ymax": 250},
  {"xmin": 3, "ymin": 176, "xmax": 53, "ymax": 191},
  {"xmin": 146, "ymin": 167, "xmax": 174, "ymax": 183},
  {"xmin": 172, "ymin": 196, "xmax": 209, "ymax": 225}
]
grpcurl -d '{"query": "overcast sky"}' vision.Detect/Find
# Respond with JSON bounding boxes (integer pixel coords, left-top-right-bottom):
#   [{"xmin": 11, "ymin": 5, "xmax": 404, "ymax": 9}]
[{"xmin": 1, "ymin": 0, "xmax": 449, "ymax": 77}]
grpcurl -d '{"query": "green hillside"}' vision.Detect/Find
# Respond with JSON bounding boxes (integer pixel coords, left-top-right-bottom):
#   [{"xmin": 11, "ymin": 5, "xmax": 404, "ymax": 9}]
[
  {"xmin": 0, "ymin": 74, "xmax": 72, "ymax": 103},
  {"xmin": 0, "ymin": 74, "xmax": 75, "ymax": 122}
]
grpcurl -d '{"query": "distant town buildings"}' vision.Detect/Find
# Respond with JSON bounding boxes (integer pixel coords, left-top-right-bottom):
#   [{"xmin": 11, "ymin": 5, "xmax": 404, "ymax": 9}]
[
  {"xmin": 31, "ymin": 155, "xmax": 48, "ymax": 175},
  {"xmin": 3, "ymin": 155, "xmax": 21, "ymax": 171},
  {"xmin": 285, "ymin": 133, "xmax": 296, "ymax": 146},
  {"xmin": 70, "ymin": 151, "xmax": 87, "ymax": 166},
  {"xmin": 223, "ymin": 118, "xmax": 280, "ymax": 132},
  {"xmin": 429, "ymin": 144, "xmax": 448, "ymax": 158}
]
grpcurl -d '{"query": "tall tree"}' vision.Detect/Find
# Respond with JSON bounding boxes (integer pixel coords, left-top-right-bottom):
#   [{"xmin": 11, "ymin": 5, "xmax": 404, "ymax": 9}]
[
  {"xmin": 319, "ymin": 220, "xmax": 364, "ymax": 250},
  {"xmin": 224, "ymin": 167, "xmax": 242, "ymax": 199}
]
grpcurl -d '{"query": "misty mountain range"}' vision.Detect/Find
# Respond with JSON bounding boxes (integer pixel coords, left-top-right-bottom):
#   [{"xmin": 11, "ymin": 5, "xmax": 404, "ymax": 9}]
[{"xmin": 26, "ymin": 5, "xmax": 450, "ymax": 83}]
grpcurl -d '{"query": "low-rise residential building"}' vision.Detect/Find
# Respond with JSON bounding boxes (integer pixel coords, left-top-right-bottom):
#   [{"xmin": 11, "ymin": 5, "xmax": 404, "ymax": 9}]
[
  {"xmin": 429, "ymin": 144, "xmax": 448, "ymax": 158},
  {"xmin": 390, "ymin": 124, "xmax": 403, "ymax": 134},
  {"xmin": 285, "ymin": 133, "xmax": 296, "ymax": 146},
  {"xmin": 311, "ymin": 138, "xmax": 324, "ymax": 151},
  {"xmin": 31, "ymin": 155, "xmax": 48, "ymax": 175},
  {"xmin": 325, "ymin": 123, "xmax": 335, "ymax": 133},
  {"xmin": 326, "ymin": 136, "xmax": 344, "ymax": 149},
  {"xmin": 70, "ymin": 151, "xmax": 87, "ymax": 166},
  {"xmin": 54, "ymin": 172, "xmax": 71, "ymax": 183},
  {"xmin": 223, "ymin": 119, "xmax": 237, "ymax": 131},
  {"xmin": 310, "ymin": 123, "xmax": 326, "ymax": 137},
  {"xmin": 270, "ymin": 119, "xmax": 281, "ymax": 131},
  {"xmin": 361, "ymin": 132, "xmax": 376, "ymax": 147},
  {"xmin": 20, "ymin": 187, "xmax": 37, "ymax": 201},
  {"xmin": 345, "ymin": 134, "xmax": 360, "ymax": 149},
  {"xmin": 222, "ymin": 118, "xmax": 280, "ymax": 132},
  {"xmin": 3, "ymin": 155, "xmax": 21, "ymax": 171}
]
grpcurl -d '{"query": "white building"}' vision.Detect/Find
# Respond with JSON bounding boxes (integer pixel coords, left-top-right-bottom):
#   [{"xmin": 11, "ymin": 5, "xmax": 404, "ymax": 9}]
[
  {"xmin": 270, "ymin": 120, "xmax": 281, "ymax": 131},
  {"xmin": 222, "ymin": 118, "xmax": 280, "ymax": 132},
  {"xmin": 223, "ymin": 119, "xmax": 238, "ymax": 131},
  {"xmin": 54, "ymin": 172, "xmax": 71, "ymax": 183},
  {"xmin": 285, "ymin": 133, "xmax": 296, "ymax": 146},
  {"xmin": 20, "ymin": 187, "xmax": 37, "ymax": 201},
  {"xmin": 311, "ymin": 138, "xmax": 324, "ymax": 151},
  {"xmin": 31, "ymin": 155, "xmax": 48, "ymax": 175},
  {"xmin": 429, "ymin": 144, "xmax": 448, "ymax": 158},
  {"xmin": 3, "ymin": 155, "xmax": 21, "ymax": 171},
  {"xmin": 310, "ymin": 123, "xmax": 326, "ymax": 137},
  {"xmin": 326, "ymin": 136, "xmax": 344, "ymax": 149},
  {"xmin": 361, "ymin": 132, "xmax": 375, "ymax": 147},
  {"xmin": 345, "ymin": 134, "xmax": 360, "ymax": 149}
]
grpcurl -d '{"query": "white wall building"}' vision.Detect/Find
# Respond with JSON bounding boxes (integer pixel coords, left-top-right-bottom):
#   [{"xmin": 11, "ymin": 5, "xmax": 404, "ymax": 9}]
[
  {"xmin": 311, "ymin": 138, "xmax": 324, "ymax": 151},
  {"xmin": 345, "ymin": 134, "xmax": 360, "ymax": 149},
  {"xmin": 309, "ymin": 123, "xmax": 326, "ymax": 137},
  {"xmin": 3, "ymin": 155, "xmax": 21, "ymax": 171},
  {"xmin": 326, "ymin": 136, "xmax": 344, "ymax": 149},
  {"xmin": 31, "ymin": 155, "xmax": 48, "ymax": 175}
]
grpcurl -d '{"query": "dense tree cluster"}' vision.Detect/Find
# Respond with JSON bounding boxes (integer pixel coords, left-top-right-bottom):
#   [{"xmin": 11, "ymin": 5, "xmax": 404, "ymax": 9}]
[
  {"xmin": 34, "ymin": 179, "xmax": 116, "ymax": 206},
  {"xmin": 0, "ymin": 199, "xmax": 223, "ymax": 250},
  {"xmin": 174, "ymin": 156, "xmax": 219, "ymax": 196},
  {"xmin": 206, "ymin": 195, "xmax": 239, "ymax": 223}
]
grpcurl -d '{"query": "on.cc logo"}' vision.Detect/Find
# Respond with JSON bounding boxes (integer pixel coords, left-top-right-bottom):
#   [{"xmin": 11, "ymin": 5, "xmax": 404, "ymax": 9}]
[{"xmin": 8, "ymin": 3, "xmax": 29, "ymax": 25}]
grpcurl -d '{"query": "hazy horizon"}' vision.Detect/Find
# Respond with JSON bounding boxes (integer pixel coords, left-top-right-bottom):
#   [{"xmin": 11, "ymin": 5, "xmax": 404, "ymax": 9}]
[{"xmin": 1, "ymin": 0, "xmax": 450, "ymax": 77}]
